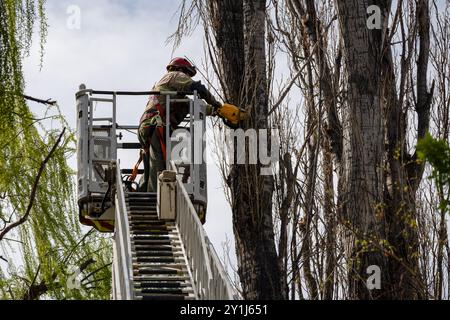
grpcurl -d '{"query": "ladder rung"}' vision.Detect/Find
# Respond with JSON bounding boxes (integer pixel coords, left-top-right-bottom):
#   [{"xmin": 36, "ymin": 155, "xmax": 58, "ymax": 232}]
[
  {"xmin": 134, "ymin": 281, "xmax": 193, "ymax": 292},
  {"xmin": 128, "ymin": 214, "xmax": 158, "ymax": 218},
  {"xmin": 130, "ymin": 226, "xmax": 175, "ymax": 231},
  {"xmin": 133, "ymin": 275, "xmax": 190, "ymax": 281},
  {"xmin": 127, "ymin": 197, "xmax": 157, "ymax": 202},
  {"xmin": 130, "ymin": 220, "xmax": 167, "ymax": 226},
  {"xmin": 134, "ymin": 281, "xmax": 189, "ymax": 289},
  {"xmin": 134, "ymin": 288, "xmax": 194, "ymax": 295},
  {"xmin": 134, "ymin": 268, "xmax": 187, "ymax": 275},
  {"xmin": 128, "ymin": 210, "xmax": 157, "ymax": 215},
  {"xmin": 132, "ymin": 245, "xmax": 174, "ymax": 251},
  {"xmin": 133, "ymin": 251, "xmax": 183, "ymax": 257},
  {"xmin": 133, "ymin": 257, "xmax": 183, "ymax": 264},
  {"xmin": 128, "ymin": 206, "xmax": 157, "ymax": 211},
  {"xmin": 133, "ymin": 263, "xmax": 186, "ymax": 269},
  {"xmin": 131, "ymin": 234, "xmax": 174, "ymax": 240},
  {"xmin": 126, "ymin": 192, "xmax": 157, "ymax": 197},
  {"xmin": 132, "ymin": 239, "xmax": 178, "ymax": 244},
  {"xmin": 136, "ymin": 293, "xmax": 194, "ymax": 301}
]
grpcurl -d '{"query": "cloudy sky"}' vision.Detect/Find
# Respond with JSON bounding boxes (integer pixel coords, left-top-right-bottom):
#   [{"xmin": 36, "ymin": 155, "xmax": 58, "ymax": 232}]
[{"xmin": 23, "ymin": 0, "xmax": 236, "ymax": 269}]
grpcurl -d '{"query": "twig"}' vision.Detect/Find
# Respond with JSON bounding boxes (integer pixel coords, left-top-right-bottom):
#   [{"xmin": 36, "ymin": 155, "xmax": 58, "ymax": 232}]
[
  {"xmin": 80, "ymin": 262, "xmax": 112, "ymax": 283},
  {"xmin": 268, "ymin": 42, "xmax": 318, "ymax": 116},
  {"xmin": 29, "ymin": 264, "xmax": 42, "ymax": 290},
  {"xmin": 23, "ymin": 94, "xmax": 57, "ymax": 106},
  {"xmin": 62, "ymin": 229, "xmax": 95, "ymax": 265},
  {"xmin": 0, "ymin": 128, "xmax": 66, "ymax": 242},
  {"xmin": 81, "ymin": 276, "xmax": 110, "ymax": 287},
  {"xmin": 184, "ymin": 55, "xmax": 226, "ymax": 102},
  {"xmin": 79, "ymin": 258, "xmax": 96, "ymax": 273},
  {"xmin": 2, "ymin": 237, "xmax": 25, "ymax": 244}
]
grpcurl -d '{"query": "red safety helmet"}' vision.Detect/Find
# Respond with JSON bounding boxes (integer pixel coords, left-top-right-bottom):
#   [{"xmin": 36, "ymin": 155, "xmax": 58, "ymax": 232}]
[{"xmin": 167, "ymin": 57, "xmax": 197, "ymax": 77}]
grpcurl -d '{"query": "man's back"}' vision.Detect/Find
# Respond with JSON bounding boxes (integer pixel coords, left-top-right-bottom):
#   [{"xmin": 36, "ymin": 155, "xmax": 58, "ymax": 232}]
[{"xmin": 144, "ymin": 71, "xmax": 194, "ymax": 128}]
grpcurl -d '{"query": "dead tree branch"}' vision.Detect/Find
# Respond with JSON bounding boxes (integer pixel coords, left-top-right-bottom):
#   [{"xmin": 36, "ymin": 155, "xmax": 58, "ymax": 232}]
[{"xmin": 23, "ymin": 94, "xmax": 57, "ymax": 106}]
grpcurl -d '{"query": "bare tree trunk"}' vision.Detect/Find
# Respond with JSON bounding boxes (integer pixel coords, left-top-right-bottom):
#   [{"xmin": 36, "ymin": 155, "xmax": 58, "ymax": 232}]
[
  {"xmin": 383, "ymin": 44, "xmax": 426, "ymax": 299},
  {"xmin": 300, "ymin": 34, "xmax": 320, "ymax": 300},
  {"xmin": 334, "ymin": 0, "xmax": 388, "ymax": 299},
  {"xmin": 285, "ymin": 0, "xmax": 340, "ymax": 299},
  {"xmin": 291, "ymin": 211, "xmax": 299, "ymax": 300},
  {"xmin": 206, "ymin": 0, "xmax": 245, "ymax": 104},
  {"xmin": 207, "ymin": 0, "xmax": 284, "ymax": 299},
  {"xmin": 323, "ymin": 135, "xmax": 336, "ymax": 300},
  {"xmin": 382, "ymin": 0, "xmax": 431, "ymax": 299},
  {"xmin": 278, "ymin": 153, "xmax": 295, "ymax": 298},
  {"xmin": 255, "ymin": 0, "xmax": 444, "ymax": 300}
]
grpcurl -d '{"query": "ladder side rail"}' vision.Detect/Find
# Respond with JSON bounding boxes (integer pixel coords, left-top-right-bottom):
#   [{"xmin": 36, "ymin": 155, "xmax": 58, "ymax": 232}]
[
  {"xmin": 166, "ymin": 94, "xmax": 171, "ymax": 170},
  {"xmin": 88, "ymin": 94, "xmax": 94, "ymax": 187},
  {"xmin": 111, "ymin": 241, "xmax": 121, "ymax": 299},
  {"xmin": 171, "ymin": 162, "xmax": 234, "ymax": 299},
  {"xmin": 112, "ymin": 93, "xmax": 118, "ymax": 160},
  {"xmin": 113, "ymin": 162, "xmax": 134, "ymax": 300},
  {"xmin": 176, "ymin": 183, "xmax": 210, "ymax": 299},
  {"xmin": 76, "ymin": 89, "xmax": 89, "ymax": 202},
  {"xmin": 190, "ymin": 94, "xmax": 195, "ymax": 188},
  {"xmin": 206, "ymin": 236, "xmax": 236, "ymax": 299},
  {"xmin": 173, "ymin": 161, "xmax": 213, "ymax": 299}
]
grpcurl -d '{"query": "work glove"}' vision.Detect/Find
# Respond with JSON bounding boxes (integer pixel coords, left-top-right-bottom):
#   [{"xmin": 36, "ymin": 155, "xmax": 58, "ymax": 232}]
[
  {"xmin": 212, "ymin": 101, "xmax": 222, "ymax": 110},
  {"xmin": 206, "ymin": 103, "xmax": 222, "ymax": 116}
]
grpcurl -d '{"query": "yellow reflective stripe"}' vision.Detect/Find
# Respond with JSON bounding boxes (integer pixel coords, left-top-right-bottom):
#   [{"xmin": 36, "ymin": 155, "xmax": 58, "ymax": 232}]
[{"xmin": 80, "ymin": 210, "xmax": 114, "ymax": 233}]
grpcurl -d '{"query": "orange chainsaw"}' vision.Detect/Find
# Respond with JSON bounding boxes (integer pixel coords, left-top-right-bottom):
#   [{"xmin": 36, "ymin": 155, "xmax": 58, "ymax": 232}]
[{"xmin": 215, "ymin": 103, "xmax": 247, "ymax": 128}]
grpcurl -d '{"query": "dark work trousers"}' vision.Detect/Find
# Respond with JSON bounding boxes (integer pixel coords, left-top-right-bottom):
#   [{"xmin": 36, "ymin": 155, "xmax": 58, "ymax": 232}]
[
  {"xmin": 147, "ymin": 129, "xmax": 166, "ymax": 192},
  {"xmin": 138, "ymin": 124, "xmax": 168, "ymax": 193}
]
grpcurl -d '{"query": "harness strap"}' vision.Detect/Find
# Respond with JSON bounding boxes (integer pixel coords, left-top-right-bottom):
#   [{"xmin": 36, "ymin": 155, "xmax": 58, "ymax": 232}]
[
  {"xmin": 157, "ymin": 126, "xmax": 167, "ymax": 162},
  {"xmin": 140, "ymin": 108, "xmax": 159, "ymax": 123},
  {"xmin": 154, "ymin": 103, "xmax": 168, "ymax": 162},
  {"xmin": 138, "ymin": 99, "xmax": 168, "ymax": 168},
  {"xmin": 130, "ymin": 98, "xmax": 169, "ymax": 192}
]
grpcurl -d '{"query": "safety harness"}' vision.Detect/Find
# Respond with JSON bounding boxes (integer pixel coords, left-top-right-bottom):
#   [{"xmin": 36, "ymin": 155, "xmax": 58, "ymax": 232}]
[{"xmin": 129, "ymin": 97, "xmax": 168, "ymax": 184}]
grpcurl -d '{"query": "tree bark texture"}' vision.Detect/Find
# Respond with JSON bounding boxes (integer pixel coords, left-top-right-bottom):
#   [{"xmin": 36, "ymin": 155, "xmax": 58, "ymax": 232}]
[
  {"xmin": 335, "ymin": 0, "xmax": 388, "ymax": 299},
  {"xmin": 207, "ymin": 0, "xmax": 284, "ymax": 299}
]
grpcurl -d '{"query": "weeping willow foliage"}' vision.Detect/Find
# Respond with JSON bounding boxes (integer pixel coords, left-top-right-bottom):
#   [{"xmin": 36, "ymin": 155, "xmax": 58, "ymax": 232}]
[{"xmin": 0, "ymin": 0, "xmax": 112, "ymax": 299}]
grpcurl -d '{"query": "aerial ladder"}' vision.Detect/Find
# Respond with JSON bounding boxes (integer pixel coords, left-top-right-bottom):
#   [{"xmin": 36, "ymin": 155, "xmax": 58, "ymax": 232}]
[{"xmin": 76, "ymin": 84, "xmax": 235, "ymax": 300}]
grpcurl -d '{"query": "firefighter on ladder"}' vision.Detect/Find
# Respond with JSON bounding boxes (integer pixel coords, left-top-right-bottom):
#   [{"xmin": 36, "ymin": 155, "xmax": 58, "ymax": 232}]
[{"xmin": 137, "ymin": 57, "xmax": 222, "ymax": 194}]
